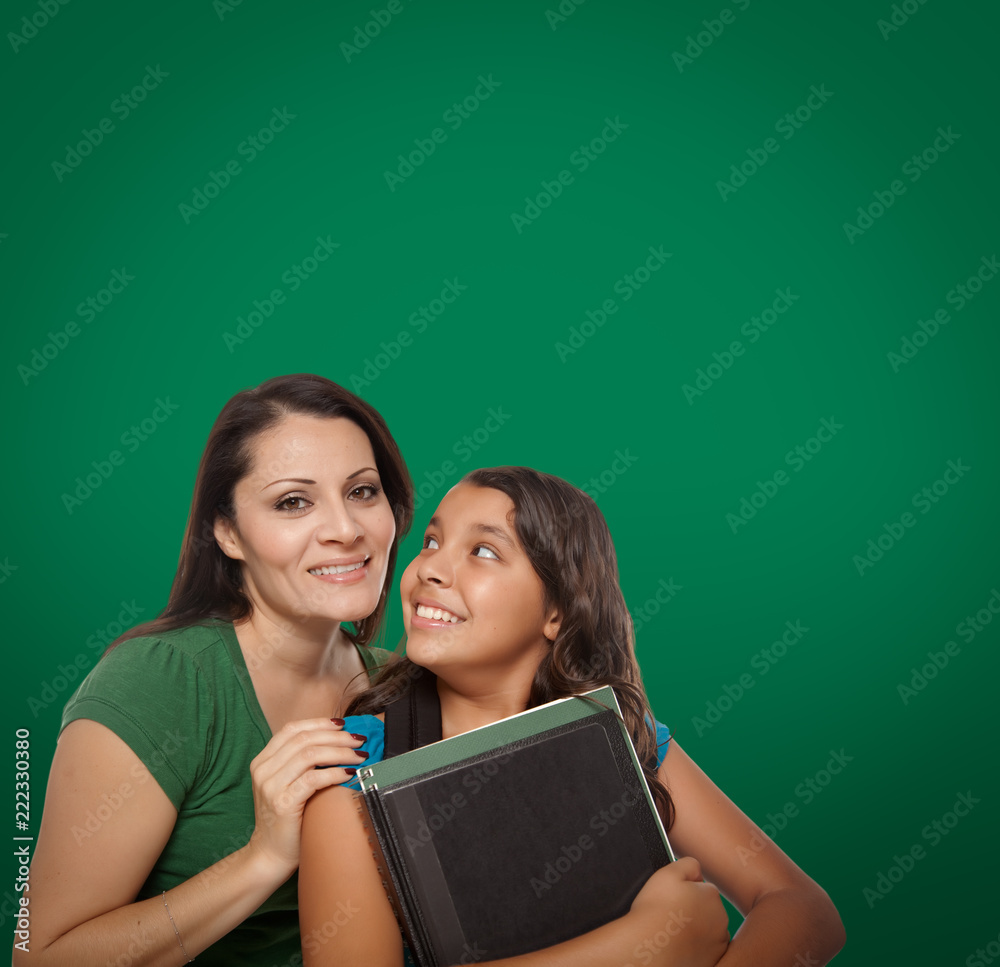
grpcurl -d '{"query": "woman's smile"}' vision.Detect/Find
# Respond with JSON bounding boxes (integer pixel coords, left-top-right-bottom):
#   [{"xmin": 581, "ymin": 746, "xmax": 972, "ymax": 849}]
[
  {"xmin": 308, "ymin": 556, "xmax": 371, "ymax": 582},
  {"xmin": 215, "ymin": 414, "xmax": 397, "ymax": 627}
]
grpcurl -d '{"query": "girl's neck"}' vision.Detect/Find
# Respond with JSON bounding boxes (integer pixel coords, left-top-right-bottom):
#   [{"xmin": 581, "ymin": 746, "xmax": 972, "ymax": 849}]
[{"xmin": 436, "ymin": 675, "xmax": 534, "ymax": 740}]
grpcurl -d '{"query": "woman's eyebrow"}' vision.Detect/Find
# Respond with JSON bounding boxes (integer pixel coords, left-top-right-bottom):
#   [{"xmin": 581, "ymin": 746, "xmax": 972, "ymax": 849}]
[
  {"xmin": 260, "ymin": 477, "xmax": 316, "ymax": 492},
  {"xmin": 258, "ymin": 467, "xmax": 377, "ymax": 493}
]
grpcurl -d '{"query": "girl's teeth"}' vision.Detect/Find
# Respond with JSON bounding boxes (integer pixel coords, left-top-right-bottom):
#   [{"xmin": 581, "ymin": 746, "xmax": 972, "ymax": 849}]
[
  {"xmin": 310, "ymin": 562, "xmax": 365, "ymax": 575},
  {"xmin": 416, "ymin": 604, "xmax": 460, "ymax": 623}
]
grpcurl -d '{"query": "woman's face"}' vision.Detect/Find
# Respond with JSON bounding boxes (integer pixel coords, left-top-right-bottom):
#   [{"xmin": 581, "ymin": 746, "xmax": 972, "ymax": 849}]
[
  {"xmin": 214, "ymin": 414, "xmax": 396, "ymax": 631},
  {"xmin": 400, "ymin": 483, "xmax": 561, "ymax": 680}
]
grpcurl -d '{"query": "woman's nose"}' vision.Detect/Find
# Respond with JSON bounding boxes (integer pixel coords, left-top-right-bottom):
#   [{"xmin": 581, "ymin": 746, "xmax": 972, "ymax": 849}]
[{"xmin": 315, "ymin": 499, "xmax": 363, "ymax": 545}]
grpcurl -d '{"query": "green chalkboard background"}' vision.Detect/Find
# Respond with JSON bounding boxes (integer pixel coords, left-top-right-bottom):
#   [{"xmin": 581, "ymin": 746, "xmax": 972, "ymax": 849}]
[{"xmin": 3, "ymin": 0, "xmax": 998, "ymax": 963}]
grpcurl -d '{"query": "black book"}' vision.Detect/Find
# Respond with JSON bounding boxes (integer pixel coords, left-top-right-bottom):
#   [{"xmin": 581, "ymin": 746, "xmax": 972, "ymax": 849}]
[{"xmin": 355, "ymin": 686, "xmax": 674, "ymax": 966}]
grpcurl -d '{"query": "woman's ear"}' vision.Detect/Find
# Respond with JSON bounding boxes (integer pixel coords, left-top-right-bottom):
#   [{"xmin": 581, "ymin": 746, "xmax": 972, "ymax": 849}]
[
  {"xmin": 213, "ymin": 515, "xmax": 245, "ymax": 561},
  {"xmin": 542, "ymin": 606, "xmax": 563, "ymax": 643}
]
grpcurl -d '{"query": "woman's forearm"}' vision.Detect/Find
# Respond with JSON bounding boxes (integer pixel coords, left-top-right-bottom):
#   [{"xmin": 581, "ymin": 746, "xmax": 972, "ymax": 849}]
[
  {"xmin": 19, "ymin": 844, "xmax": 291, "ymax": 967},
  {"xmin": 715, "ymin": 884, "xmax": 845, "ymax": 967}
]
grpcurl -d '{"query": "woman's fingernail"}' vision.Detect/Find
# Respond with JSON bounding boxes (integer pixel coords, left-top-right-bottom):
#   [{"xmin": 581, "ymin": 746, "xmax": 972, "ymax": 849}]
[
  {"xmin": 331, "ymin": 718, "xmax": 345, "ymax": 726},
  {"xmin": 355, "ymin": 750, "xmax": 369, "ymax": 760},
  {"xmin": 350, "ymin": 733, "xmax": 367, "ymax": 742},
  {"xmin": 344, "ymin": 768, "xmax": 357, "ymax": 776}
]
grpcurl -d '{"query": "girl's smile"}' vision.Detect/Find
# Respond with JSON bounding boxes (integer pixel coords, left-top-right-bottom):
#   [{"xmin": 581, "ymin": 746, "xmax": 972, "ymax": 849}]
[{"xmin": 400, "ymin": 483, "xmax": 560, "ymax": 677}]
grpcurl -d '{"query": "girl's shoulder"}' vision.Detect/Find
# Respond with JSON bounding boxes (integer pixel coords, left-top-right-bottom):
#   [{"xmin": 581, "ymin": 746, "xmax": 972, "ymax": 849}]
[{"xmin": 653, "ymin": 718, "xmax": 670, "ymax": 767}]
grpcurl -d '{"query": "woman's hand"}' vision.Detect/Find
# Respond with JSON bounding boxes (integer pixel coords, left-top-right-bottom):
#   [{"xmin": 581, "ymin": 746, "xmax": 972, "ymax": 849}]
[
  {"xmin": 626, "ymin": 857, "xmax": 731, "ymax": 967},
  {"xmin": 247, "ymin": 717, "xmax": 369, "ymax": 877}
]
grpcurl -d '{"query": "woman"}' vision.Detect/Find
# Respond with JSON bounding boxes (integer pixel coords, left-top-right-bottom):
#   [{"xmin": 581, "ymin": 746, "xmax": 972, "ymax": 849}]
[
  {"xmin": 299, "ymin": 467, "xmax": 846, "ymax": 966},
  {"xmin": 17, "ymin": 374, "xmax": 414, "ymax": 966}
]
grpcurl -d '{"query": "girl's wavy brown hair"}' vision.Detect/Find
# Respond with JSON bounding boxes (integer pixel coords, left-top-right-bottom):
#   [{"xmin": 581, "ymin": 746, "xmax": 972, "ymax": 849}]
[{"xmin": 347, "ymin": 466, "xmax": 674, "ymax": 828}]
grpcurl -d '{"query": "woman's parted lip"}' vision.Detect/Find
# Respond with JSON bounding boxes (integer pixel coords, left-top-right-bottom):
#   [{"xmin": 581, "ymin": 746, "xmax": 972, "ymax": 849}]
[{"xmin": 308, "ymin": 555, "xmax": 370, "ymax": 575}]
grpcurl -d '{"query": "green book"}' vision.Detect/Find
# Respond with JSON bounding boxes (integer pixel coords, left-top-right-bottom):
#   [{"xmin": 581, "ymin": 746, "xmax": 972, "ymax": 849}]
[{"xmin": 356, "ymin": 686, "xmax": 674, "ymax": 966}]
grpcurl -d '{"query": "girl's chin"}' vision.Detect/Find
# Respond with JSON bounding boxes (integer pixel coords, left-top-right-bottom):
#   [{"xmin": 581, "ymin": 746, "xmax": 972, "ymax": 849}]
[{"xmin": 403, "ymin": 634, "xmax": 451, "ymax": 669}]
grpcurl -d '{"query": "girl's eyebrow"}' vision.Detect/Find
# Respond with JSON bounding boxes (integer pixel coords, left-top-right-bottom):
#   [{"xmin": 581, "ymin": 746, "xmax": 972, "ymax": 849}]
[
  {"xmin": 425, "ymin": 517, "xmax": 516, "ymax": 549},
  {"xmin": 471, "ymin": 523, "xmax": 516, "ymax": 549}
]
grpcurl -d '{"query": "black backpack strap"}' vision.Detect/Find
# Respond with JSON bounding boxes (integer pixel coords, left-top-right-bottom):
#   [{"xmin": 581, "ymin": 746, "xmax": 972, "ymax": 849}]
[{"xmin": 383, "ymin": 667, "xmax": 442, "ymax": 759}]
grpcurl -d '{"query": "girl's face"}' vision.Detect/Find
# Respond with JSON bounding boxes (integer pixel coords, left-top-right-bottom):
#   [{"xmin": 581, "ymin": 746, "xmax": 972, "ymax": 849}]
[
  {"xmin": 400, "ymin": 483, "xmax": 561, "ymax": 679},
  {"xmin": 214, "ymin": 414, "xmax": 396, "ymax": 632}
]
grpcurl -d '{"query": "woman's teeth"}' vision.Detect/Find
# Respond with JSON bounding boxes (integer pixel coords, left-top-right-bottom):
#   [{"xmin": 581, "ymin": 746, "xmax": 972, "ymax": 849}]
[
  {"xmin": 309, "ymin": 561, "xmax": 365, "ymax": 575},
  {"xmin": 415, "ymin": 605, "xmax": 462, "ymax": 623}
]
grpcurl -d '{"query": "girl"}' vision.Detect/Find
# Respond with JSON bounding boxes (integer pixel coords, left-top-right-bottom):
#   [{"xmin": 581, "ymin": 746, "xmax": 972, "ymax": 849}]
[
  {"xmin": 300, "ymin": 467, "xmax": 845, "ymax": 966},
  {"xmin": 18, "ymin": 375, "xmax": 413, "ymax": 966}
]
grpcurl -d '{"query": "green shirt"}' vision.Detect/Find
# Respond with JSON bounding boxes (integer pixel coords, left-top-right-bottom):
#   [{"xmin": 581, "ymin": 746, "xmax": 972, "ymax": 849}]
[{"xmin": 61, "ymin": 620, "xmax": 392, "ymax": 967}]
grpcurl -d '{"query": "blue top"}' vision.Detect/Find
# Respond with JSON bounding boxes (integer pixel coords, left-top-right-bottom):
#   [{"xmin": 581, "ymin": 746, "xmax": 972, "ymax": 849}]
[{"xmin": 342, "ymin": 714, "xmax": 671, "ymax": 788}]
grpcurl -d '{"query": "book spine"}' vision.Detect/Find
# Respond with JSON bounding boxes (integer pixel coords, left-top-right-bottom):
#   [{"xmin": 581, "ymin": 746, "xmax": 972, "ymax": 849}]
[{"xmin": 357, "ymin": 789, "xmax": 436, "ymax": 966}]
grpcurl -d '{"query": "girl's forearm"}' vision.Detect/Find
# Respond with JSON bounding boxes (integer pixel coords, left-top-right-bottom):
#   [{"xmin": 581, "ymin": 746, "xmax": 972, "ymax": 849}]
[
  {"xmin": 481, "ymin": 913, "xmax": 651, "ymax": 967},
  {"xmin": 716, "ymin": 885, "xmax": 845, "ymax": 967}
]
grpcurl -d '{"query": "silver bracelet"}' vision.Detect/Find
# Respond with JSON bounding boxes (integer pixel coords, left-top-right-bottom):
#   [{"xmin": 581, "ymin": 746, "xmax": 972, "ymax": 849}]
[{"xmin": 162, "ymin": 891, "xmax": 195, "ymax": 963}]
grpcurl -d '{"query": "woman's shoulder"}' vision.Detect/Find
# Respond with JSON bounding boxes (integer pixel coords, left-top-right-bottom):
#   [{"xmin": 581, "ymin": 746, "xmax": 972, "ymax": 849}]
[
  {"xmin": 96, "ymin": 621, "xmax": 244, "ymax": 681},
  {"xmin": 66, "ymin": 621, "xmax": 238, "ymax": 713},
  {"xmin": 110, "ymin": 620, "xmax": 234, "ymax": 658},
  {"xmin": 60, "ymin": 623, "xmax": 239, "ymax": 802}
]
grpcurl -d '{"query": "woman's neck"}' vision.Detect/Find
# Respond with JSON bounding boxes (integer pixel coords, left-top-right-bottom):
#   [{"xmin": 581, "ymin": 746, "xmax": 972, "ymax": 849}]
[
  {"xmin": 234, "ymin": 608, "xmax": 351, "ymax": 678},
  {"xmin": 233, "ymin": 611, "xmax": 367, "ymax": 730}
]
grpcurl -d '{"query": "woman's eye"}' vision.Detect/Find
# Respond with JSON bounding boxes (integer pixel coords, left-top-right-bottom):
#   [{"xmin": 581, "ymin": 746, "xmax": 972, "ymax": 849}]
[
  {"xmin": 423, "ymin": 536, "xmax": 439, "ymax": 550},
  {"xmin": 472, "ymin": 545, "xmax": 499, "ymax": 560},
  {"xmin": 276, "ymin": 495, "xmax": 309, "ymax": 512},
  {"xmin": 351, "ymin": 484, "xmax": 381, "ymax": 501}
]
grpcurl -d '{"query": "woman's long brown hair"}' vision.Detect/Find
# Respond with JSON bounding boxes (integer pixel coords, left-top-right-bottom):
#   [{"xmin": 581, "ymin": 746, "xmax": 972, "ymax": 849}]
[
  {"xmin": 347, "ymin": 466, "xmax": 674, "ymax": 829},
  {"xmin": 105, "ymin": 373, "xmax": 413, "ymax": 653}
]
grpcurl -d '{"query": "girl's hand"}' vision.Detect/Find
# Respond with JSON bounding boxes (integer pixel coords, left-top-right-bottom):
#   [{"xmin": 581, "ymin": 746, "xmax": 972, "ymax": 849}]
[
  {"xmin": 247, "ymin": 717, "xmax": 368, "ymax": 876},
  {"xmin": 626, "ymin": 857, "xmax": 730, "ymax": 967}
]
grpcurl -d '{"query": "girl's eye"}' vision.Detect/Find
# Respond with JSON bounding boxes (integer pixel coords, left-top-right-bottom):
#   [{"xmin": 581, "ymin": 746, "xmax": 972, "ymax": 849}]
[
  {"xmin": 276, "ymin": 495, "xmax": 310, "ymax": 512},
  {"xmin": 350, "ymin": 483, "xmax": 381, "ymax": 501},
  {"xmin": 472, "ymin": 545, "xmax": 499, "ymax": 560},
  {"xmin": 423, "ymin": 535, "xmax": 440, "ymax": 550}
]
